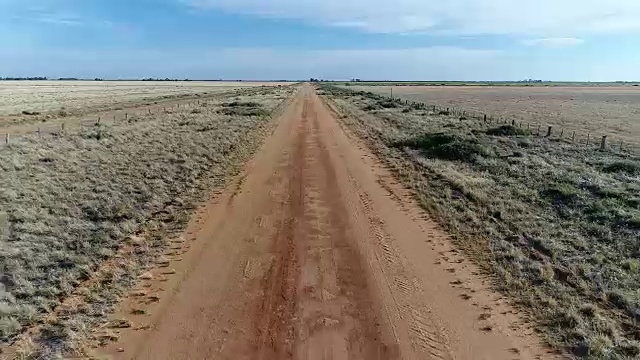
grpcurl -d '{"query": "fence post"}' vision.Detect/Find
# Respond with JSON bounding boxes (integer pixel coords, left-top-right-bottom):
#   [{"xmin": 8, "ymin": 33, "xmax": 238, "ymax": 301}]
[
  {"xmin": 546, "ymin": 126, "xmax": 553, "ymax": 137},
  {"xmin": 560, "ymin": 128, "xmax": 564, "ymax": 138},
  {"xmin": 620, "ymin": 140, "xmax": 624, "ymax": 152},
  {"xmin": 125, "ymin": 113, "xmax": 128, "ymax": 121},
  {"xmin": 571, "ymin": 131, "xmax": 575, "ymax": 141},
  {"xmin": 5, "ymin": 133, "xmax": 9, "ymax": 145},
  {"xmin": 37, "ymin": 127, "xmax": 41, "ymax": 136},
  {"xmin": 483, "ymin": 114, "xmax": 487, "ymax": 123},
  {"xmin": 97, "ymin": 117, "xmax": 101, "ymax": 125},
  {"xmin": 600, "ymin": 135, "xmax": 607, "ymax": 150},
  {"xmin": 587, "ymin": 134, "xmax": 590, "ymax": 146},
  {"xmin": 61, "ymin": 123, "xmax": 65, "ymax": 134}
]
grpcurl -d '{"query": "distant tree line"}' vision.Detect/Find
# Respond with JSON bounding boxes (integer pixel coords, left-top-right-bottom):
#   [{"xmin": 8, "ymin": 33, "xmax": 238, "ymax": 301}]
[
  {"xmin": 141, "ymin": 78, "xmax": 192, "ymax": 81},
  {"xmin": 0, "ymin": 77, "xmax": 48, "ymax": 80}
]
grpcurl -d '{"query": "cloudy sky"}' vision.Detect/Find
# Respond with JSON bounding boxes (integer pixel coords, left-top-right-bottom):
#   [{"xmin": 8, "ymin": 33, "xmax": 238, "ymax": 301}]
[{"xmin": 1, "ymin": 0, "xmax": 639, "ymax": 80}]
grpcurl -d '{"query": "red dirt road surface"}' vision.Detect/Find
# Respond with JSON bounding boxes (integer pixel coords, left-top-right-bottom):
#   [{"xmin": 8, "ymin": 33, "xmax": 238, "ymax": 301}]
[{"xmin": 100, "ymin": 86, "xmax": 551, "ymax": 359}]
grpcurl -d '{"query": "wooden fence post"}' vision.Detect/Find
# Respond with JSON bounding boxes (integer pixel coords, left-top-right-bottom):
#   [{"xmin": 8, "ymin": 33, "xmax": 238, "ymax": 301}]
[
  {"xmin": 37, "ymin": 127, "xmax": 41, "ymax": 136},
  {"xmin": 484, "ymin": 114, "xmax": 487, "ymax": 123},
  {"xmin": 560, "ymin": 128, "xmax": 564, "ymax": 138},
  {"xmin": 97, "ymin": 117, "xmax": 101, "ymax": 125},
  {"xmin": 571, "ymin": 131, "xmax": 575, "ymax": 141},
  {"xmin": 5, "ymin": 133, "xmax": 9, "ymax": 145},
  {"xmin": 587, "ymin": 134, "xmax": 590, "ymax": 146},
  {"xmin": 125, "ymin": 113, "xmax": 128, "ymax": 121},
  {"xmin": 546, "ymin": 126, "xmax": 553, "ymax": 137},
  {"xmin": 600, "ymin": 135, "xmax": 607, "ymax": 150},
  {"xmin": 61, "ymin": 123, "xmax": 65, "ymax": 134}
]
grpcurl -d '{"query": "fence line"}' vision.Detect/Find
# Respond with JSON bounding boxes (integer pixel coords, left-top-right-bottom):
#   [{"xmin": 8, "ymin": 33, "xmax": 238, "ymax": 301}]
[
  {"xmin": 0, "ymin": 99, "xmax": 214, "ymax": 147},
  {"xmin": 372, "ymin": 92, "xmax": 638, "ymax": 154}
]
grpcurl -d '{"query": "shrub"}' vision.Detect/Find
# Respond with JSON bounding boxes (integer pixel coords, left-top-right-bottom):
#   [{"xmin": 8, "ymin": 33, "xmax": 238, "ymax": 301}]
[
  {"xmin": 222, "ymin": 101, "xmax": 261, "ymax": 108},
  {"xmin": 377, "ymin": 100, "xmax": 398, "ymax": 108},
  {"xmin": 602, "ymin": 160, "xmax": 640, "ymax": 175},
  {"xmin": 543, "ymin": 182, "xmax": 582, "ymax": 207},
  {"xmin": 394, "ymin": 133, "xmax": 490, "ymax": 162},
  {"xmin": 220, "ymin": 101, "xmax": 269, "ymax": 117},
  {"xmin": 486, "ymin": 125, "xmax": 531, "ymax": 137}
]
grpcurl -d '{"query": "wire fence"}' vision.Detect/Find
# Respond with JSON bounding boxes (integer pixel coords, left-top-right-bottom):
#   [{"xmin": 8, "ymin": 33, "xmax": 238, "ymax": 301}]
[
  {"xmin": 384, "ymin": 94, "xmax": 639, "ymax": 154},
  {"xmin": 0, "ymin": 99, "xmax": 208, "ymax": 148}
]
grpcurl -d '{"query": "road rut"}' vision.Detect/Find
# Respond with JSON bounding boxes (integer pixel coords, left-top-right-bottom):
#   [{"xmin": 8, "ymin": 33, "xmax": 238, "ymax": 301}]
[{"xmin": 100, "ymin": 86, "xmax": 550, "ymax": 359}]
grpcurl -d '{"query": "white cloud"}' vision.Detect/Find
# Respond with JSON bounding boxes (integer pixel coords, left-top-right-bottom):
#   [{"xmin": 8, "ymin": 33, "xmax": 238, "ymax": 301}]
[
  {"xmin": 523, "ymin": 38, "xmax": 585, "ymax": 47},
  {"xmin": 184, "ymin": 0, "xmax": 640, "ymax": 35}
]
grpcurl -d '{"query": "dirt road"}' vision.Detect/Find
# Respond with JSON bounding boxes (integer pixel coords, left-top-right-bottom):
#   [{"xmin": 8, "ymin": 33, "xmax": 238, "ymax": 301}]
[{"xmin": 100, "ymin": 86, "xmax": 550, "ymax": 359}]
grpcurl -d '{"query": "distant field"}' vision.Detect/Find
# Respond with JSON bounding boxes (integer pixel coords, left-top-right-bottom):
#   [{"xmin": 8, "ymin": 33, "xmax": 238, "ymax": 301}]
[
  {"xmin": 347, "ymin": 85, "xmax": 640, "ymax": 149},
  {"xmin": 333, "ymin": 81, "xmax": 640, "ymax": 87},
  {"xmin": 0, "ymin": 81, "xmax": 289, "ymax": 116}
]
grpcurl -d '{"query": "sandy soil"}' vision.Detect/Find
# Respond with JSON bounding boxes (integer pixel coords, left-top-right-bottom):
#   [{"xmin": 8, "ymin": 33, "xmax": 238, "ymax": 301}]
[
  {"xmin": 352, "ymin": 85, "xmax": 640, "ymax": 147},
  {"xmin": 95, "ymin": 86, "xmax": 551, "ymax": 359}
]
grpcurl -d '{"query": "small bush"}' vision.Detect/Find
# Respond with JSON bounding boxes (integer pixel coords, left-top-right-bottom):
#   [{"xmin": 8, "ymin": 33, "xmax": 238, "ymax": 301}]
[
  {"xmin": 222, "ymin": 101, "xmax": 261, "ymax": 108},
  {"xmin": 438, "ymin": 110, "xmax": 450, "ymax": 116},
  {"xmin": 602, "ymin": 160, "xmax": 640, "ymax": 175},
  {"xmin": 220, "ymin": 107, "xmax": 269, "ymax": 117},
  {"xmin": 220, "ymin": 101, "xmax": 269, "ymax": 117},
  {"xmin": 377, "ymin": 100, "xmax": 398, "ymax": 108},
  {"xmin": 394, "ymin": 133, "xmax": 490, "ymax": 162},
  {"xmin": 363, "ymin": 104, "xmax": 381, "ymax": 111},
  {"xmin": 486, "ymin": 125, "xmax": 531, "ymax": 137}
]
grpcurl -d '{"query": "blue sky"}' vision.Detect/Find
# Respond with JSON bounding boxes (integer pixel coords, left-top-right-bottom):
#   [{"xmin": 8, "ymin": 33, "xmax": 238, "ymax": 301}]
[{"xmin": 1, "ymin": 0, "xmax": 639, "ymax": 80}]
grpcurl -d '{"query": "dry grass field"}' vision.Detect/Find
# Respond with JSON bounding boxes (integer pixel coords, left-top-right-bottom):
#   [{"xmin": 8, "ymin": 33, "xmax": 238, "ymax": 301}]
[
  {"xmin": 347, "ymin": 85, "xmax": 640, "ymax": 150},
  {"xmin": 0, "ymin": 81, "xmax": 289, "ymax": 118},
  {"xmin": 321, "ymin": 85, "xmax": 640, "ymax": 359},
  {"xmin": 0, "ymin": 84, "xmax": 296, "ymax": 357}
]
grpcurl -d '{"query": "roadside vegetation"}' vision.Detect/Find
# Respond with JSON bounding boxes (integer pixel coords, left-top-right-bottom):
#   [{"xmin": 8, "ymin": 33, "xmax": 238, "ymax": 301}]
[
  {"xmin": 320, "ymin": 85, "xmax": 640, "ymax": 359},
  {"xmin": 0, "ymin": 85, "xmax": 294, "ymax": 357}
]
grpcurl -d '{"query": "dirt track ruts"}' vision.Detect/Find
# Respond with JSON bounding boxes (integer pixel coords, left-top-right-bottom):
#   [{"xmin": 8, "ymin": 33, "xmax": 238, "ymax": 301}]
[{"xmin": 100, "ymin": 85, "xmax": 551, "ymax": 359}]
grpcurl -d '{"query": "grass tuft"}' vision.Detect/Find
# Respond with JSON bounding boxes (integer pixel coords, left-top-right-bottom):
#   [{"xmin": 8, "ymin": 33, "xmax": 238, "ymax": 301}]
[{"xmin": 486, "ymin": 125, "xmax": 531, "ymax": 137}]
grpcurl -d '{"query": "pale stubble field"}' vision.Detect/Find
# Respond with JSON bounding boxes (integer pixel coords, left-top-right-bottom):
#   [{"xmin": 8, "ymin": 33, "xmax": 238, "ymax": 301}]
[
  {"xmin": 0, "ymin": 81, "xmax": 289, "ymax": 118},
  {"xmin": 348, "ymin": 85, "xmax": 640, "ymax": 149}
]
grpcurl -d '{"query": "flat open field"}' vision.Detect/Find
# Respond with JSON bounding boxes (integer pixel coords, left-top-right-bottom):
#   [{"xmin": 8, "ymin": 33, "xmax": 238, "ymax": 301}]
[
  {"xmin": 348, "ymin": 85, "xmax": 640, "ymax": 149},
  {"xmin": 3, "ymin": 85, "xmax": 553, "ymax": 359},
  {"xmin": 322, "ymin": 84, "xmax": 640, "ymax": 358},
  {"xmin": 0, "ymin": 81, "xmax": 289, "ymax": 117}
]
